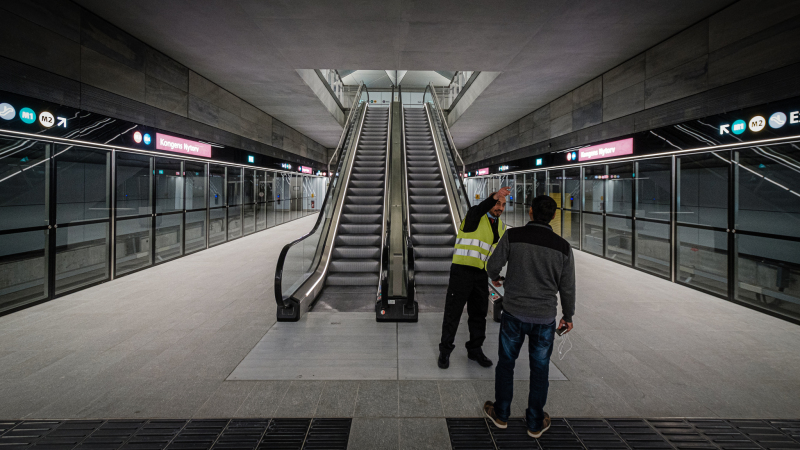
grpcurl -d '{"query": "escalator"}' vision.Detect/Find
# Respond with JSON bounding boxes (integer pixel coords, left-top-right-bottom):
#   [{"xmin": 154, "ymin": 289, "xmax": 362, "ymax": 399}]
[
  {"xmin": 315, "ymin": 106, "xmax": 389, "ymax": 311},
  {"xmin": 403, "ymin": 107, "xmax": 457, "ymax": 307}
]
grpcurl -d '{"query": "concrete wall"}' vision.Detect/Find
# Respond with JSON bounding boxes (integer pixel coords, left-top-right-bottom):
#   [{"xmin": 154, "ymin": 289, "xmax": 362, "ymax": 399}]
[
  {"xmin": 0, "ymin": 0, "xmax": 328, "ymax": 165},
  {"xmin": 462, "ymin": 0, "xmax": 800, "ymax": 166}
]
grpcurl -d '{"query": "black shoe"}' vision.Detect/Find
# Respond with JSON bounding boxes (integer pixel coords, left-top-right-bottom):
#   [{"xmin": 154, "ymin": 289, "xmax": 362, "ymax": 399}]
[
  {"xmin": 468, "ymin": 349, "xmax": 493, "ymax": 367},
  {"xmin": 438, "ymin": 352, "xmax": 450, "ymax": 369}
]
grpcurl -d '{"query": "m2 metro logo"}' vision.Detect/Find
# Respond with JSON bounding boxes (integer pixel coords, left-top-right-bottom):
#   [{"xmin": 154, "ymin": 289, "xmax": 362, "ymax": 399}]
[{"xmin": 719, "ymin": 109, "xmax": 799, "ymax": 135}]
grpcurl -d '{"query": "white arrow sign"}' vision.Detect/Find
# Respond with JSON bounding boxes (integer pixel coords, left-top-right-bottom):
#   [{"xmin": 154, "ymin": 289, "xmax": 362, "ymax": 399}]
[
  {"xmin": 57, "ymin": 117, "xmax": 67, "ymax": 128},
  {"xmin": 719, "ymin": 124, "xmax": 730, "ymax": 135}
]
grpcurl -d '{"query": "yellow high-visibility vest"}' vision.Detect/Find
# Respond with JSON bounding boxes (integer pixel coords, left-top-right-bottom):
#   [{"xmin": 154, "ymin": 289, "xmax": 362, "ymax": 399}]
[{"xmin": 452, "ymin": 214, "xmax": 506, "ymax": 270}]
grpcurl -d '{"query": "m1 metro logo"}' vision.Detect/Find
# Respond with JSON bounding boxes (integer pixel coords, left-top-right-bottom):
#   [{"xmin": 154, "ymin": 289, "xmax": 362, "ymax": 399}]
[{"xmin": 720, "ymin": 109, "xmax": 799, "ymax": 135}]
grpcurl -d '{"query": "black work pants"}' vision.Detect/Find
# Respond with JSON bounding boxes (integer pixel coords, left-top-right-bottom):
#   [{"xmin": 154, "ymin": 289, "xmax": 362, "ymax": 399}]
[{"xmin": 439, "ymin": 263, "xmax": 489, "ymax": 355}]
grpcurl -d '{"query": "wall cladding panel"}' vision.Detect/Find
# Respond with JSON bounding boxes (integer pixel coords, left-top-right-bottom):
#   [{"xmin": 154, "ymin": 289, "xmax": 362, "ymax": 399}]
[
  {"xmin": 0, "ymin": 0, "xmax": 327, "ymax": 164},
  {"xmin": 463, "ymin": 0, "xmax": 799, "ymax": 168}
]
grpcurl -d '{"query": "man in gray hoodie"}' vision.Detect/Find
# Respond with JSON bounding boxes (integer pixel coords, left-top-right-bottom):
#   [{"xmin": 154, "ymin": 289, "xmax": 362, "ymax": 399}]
[{"xmin": 482, "ymin": 195, "xmax": 576, "ymax": 439}]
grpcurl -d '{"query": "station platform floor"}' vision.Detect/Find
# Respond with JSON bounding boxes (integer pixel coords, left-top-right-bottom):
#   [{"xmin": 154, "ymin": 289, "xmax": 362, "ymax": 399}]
[{"xmin": 1, "ymin": 214, "xmax": 799, "ymax": 450}]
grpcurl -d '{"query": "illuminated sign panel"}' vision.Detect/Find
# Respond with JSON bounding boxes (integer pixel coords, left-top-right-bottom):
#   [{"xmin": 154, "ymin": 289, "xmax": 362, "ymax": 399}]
[
  {"xmin": 476, "ymin": 168, "xmax": 490, "ymax": 176},
  {"xmin": 156, "ymin": 133, "xmax": 212, "ymax": 158},
  {"xmin": 299, "ymin": 166, "xmax": 312, "ymax": 174},
  {"xmin": 577, "ymin": 138, "xmax": 633, "ymax": 162}
]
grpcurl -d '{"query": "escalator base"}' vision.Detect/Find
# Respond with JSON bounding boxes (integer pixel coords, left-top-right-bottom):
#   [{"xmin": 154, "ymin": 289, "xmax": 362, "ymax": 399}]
[{"xmin": 376, "ymin": 299, "xmax": 419, "ymax": 322}]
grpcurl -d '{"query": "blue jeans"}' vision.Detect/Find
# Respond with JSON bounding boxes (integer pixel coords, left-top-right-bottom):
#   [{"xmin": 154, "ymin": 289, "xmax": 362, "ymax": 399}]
[{"xmin": 494, "ymin": 312, "xmax": 555, "ymax": 432}]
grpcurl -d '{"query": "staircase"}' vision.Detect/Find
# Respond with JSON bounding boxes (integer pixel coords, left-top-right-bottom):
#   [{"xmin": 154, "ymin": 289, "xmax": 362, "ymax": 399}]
[
  {"xmin": 404, "ymin": 107, "xmax": 456, "ymax": 294},
  {"xmin": 324, "ymin": 106, "xmax": 389, "ymax": 301}
]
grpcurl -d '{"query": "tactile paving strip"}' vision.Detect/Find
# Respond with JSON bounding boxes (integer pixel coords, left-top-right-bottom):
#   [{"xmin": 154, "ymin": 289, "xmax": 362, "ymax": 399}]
[
  {"xmin": 447, "ymin": 418, "xmax": 800, "ymax": 450},
  {"xmin": 0, "ymin": 418, "xmax": 351, "ymax": 450}
]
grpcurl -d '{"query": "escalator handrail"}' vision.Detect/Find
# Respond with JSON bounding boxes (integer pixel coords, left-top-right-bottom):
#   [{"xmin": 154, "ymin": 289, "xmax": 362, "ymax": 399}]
[
  {"xmin": 328, "ymin": 82, "xmax": 366, "ymax": 175},
  {"xmin": 424, "ymin": 83, "xmax": 472, "ymax": 213},
  {"xmin": 378, "ymin": 95, "xmax": 393, "ymax": 299},
  {"xmin": 274, "ymin": 101, "xmax": 366, "ymax": 308}
]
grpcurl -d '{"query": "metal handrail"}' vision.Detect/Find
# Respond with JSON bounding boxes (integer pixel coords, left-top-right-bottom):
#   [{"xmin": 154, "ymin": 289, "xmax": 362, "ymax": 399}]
[
  {"xmin": 425, "ymin": 83, "xmax": 465, "ymax": 177},
  {"xmin": 328, "ymin": 82, "xmax": 367, "ymax": 175},
  {"xmin": 378, "ymin": 95, "xmax": 393, "ymax": 299},
  {"xmin": 274, "ymin": 102, "xmax": 366, "ymax": 309}
]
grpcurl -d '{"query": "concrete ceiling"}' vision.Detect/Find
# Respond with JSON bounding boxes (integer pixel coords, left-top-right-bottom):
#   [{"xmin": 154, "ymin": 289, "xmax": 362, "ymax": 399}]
[
  {"xmin": 340, "ymin": 70, "xmax": 452, "ymax": 88},
  {"xmin": 75, "ymin": 0, "xmax": 734, "ymax": 150}
]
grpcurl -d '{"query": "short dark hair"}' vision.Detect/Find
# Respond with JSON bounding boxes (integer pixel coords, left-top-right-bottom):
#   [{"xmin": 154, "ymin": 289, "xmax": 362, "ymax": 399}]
[{"xmin": 530, "ymin": 195, "xmax": 557, "ymax": 222}]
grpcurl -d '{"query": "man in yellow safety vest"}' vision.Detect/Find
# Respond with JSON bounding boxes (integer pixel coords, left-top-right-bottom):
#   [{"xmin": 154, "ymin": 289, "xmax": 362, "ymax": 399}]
[{"xmin": 438, "ymin": 186, "xmax": 510, "ymax": 369}]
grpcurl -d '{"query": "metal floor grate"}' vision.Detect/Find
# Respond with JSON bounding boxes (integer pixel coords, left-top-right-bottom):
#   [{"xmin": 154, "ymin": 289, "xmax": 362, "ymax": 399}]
[
  {"xmin": 0, "ymin": 418, "xmax": 351, "ymax": 450},
  {"xmin": 447, "ymin": 418, "xmax": 800, "ymax": 450}
]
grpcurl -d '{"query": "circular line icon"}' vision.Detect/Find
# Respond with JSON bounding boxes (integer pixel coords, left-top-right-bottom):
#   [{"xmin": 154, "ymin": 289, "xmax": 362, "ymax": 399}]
[
  {"xmin": 39, "ymin": 111, "xmax": 55, "ymax": 128},
  {"xmin": 0, "ymin": 103, "xmax": 15, "ymax": 121},
  {"xmin": 567, "ymin": 153, "xmax": 572, "ymax": 161},
  {"xmin": 749, "ymin": 116, "xmax": 766, "ymax": 132},
  {"xmin": 732, "ymin": 119, "xmax": 746, "ymax": 135},
  {"xmin": 19, "ymin": 107, "xmax": 36, "ymax": 124},
  {"xmin": 133, "ymin": 131, "xmax": 143, "ymax": 143},
  {"xmin": 769, "ymin": 112, "xmax": 786, "ymax": 129},
  {"xmin": 143, "ymin": 133, "xmax": 151, "ymax": 145}
]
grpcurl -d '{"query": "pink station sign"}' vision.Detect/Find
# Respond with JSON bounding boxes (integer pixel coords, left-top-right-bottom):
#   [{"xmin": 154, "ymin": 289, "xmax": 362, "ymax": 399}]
[
  {"xmin": 156, "ymin": 133, "xmax": 212, "ymax": 158},
  {"xmin": 476, "ymin": 167, "xmax": 490, "ymax": 176},
  {"xmin": 299, "ymin": 166, "xmax": 313, "ymax": 174},
  {"xmin": 578, "ymin": 138, "xmax": 633, "ymax": 162}
]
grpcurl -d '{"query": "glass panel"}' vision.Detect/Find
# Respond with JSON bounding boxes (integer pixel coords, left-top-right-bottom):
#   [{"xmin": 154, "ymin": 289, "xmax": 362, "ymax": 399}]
[
  {"xmin": 563, "ymin": 168, "xmax": 580, "ymax": 210},
  {"xmin": 563, "ymin": 209, "xmax": 580, "ymax": 248},
  {"xmin": 227, "ymin": 167, "xmax": 242, "ymax": 206},
  {"xmin": 155, "ymin": 158, "xmax": 183, "ymax": 214},
  {"xmin": 582, "ymin": 213, "xmax": 603, "ymax": 256},
  {"xmin": 55, "ymin": 222, "xmax": 109, "ymax": 294},
  {"xmin": 0, "ymin": 230, "xmax": 46, "ymax": 311},
  {"xmin": 256, "ymin": 201, "xmax": 267, "ymax": 231},
  {"xmin": 534, "ymin": 172, "xmax": 546, "ymax": 197},
  {"xmin": 636, "ymin": 158, "xmax": 671, "ymax": 220},
  {"xmin": 515, "ymin": 174, "xmax": 524, "ymax": 208},
  {"xmin": 228, "ymin": 205, "xmax": 242, "ymax": 239},
  {"xmin": 736, "ymin": 234, "xmax": 800, "ymax": 321},
  {"xmin": 606, "ymin": 216, "xmax": 632, "ymax": 265},
  {"xmin": 155, "ymin": 213, "xmax": 182, "ymax": 262},
  {"xmin": 243, "ymin": 204, "xmax": 255, "ymax": 235},
  {"xmin": 209, "ymin": 208, "xmax": 226, "ymax": 246},
  {"xmin": 115, "ymin": 217, "xmax": 152, "ymax": 275},
  {"xmin": 678, "ymin": 152, "xmax": 729, "ymax": 228},
  {"xmin": 0, "ymin": 138, "xmax": 48, "ymax": 231},
  {"xmin": 116, "ymin": 152, "xmax": 152, "ymax": 218},
  {"xmin": 266, "ymin": 171, "xmax": 275, "ymax": 201},
  {"xmin": 185, "ymin": 162, "xmax": 206, "ymax": 211},
  {"xmin": 267, "ymin": 201, "xmax": 276, "ymax": 228},
  {"xmin": 736, "ymin": 145, "xmax": 800, "ymax": 238},
  {"xmin": 635, "ymin": 220, "xmax": 671, "ymax": 278},
  {"xmin": 56, "ymin": 146, "xmax": 110, "ymax": 224},
  {"xmin": 243, "ymin": 169, "xmax": 255, "ymax": 205},
  {"xmin": 608, "ymin": 163, "xmax": 633, "ymax": 217},
  {"xmin": 209, "ymin": 164, "xmax": 225, "ymax": 208},
  {"xmin": 583, "ymin": 165, "xmax": 605, "ymax": 213},
  {"xmin": 257, "ymin": 171, "xmax": 267, "ymax": 203},
  {"xmin": 185, "ymin": 210, "xmax": 206, "ymax": 254},
  {"xmin": 677, "ymin": 226, "xmax": 728, "ymax": 296},
  {"xmin": 547, "ymin": 170, "xmax": 562, "ymax": 208}
]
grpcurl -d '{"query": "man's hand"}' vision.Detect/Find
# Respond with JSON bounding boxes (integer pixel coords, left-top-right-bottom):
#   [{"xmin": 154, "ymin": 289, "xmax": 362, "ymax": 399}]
[
  {"xmin": 492, "ymin": 279, "xmax": 503, "ymax": 287},
  {"xmin": 494, "ymin": 187, "xmax": 511, "ymax": 199},
  {"xmin": 558, "ymin": 319, "xmax": 573, "ymax": 334}
]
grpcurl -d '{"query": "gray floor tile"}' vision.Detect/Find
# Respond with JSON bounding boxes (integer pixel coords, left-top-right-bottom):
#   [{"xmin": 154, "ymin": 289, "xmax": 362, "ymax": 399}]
[
  {"xmin": 348, "ymin": 418, "xmax": 399, "ymax": 450},
  {"xmin": 437, "ymin": 381, "xmax": 481, "ymax": 417},
  {"xmin": 399, "ymin": 381, "xmax": 443, "ymax": 417},
  {"xmin": 274, "ymin": 380, "xmax": 325, "ymax": 417},
  {"xmin": 316, "ymin": 380, "xmax": 359, "ymax": 417},
  {"xmin": 194, "ymin": 381, "xmax": 255, "ymax": 417},
  {"xmin": 398, "ymin": 418, "xmax": 451, "ymax": 450},
  {"xmin": 355, "ymin": 381, "xmax": 399, "ymax": 417},
  {"xmin": 235, "ymin": 380, "xmax": 291, "ymax": 417}
]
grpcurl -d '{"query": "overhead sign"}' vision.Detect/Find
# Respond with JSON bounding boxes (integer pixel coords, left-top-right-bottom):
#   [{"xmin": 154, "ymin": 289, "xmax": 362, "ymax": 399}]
[
  {"xmin": 577, "ymin": 138, "xmax": 634, "ymax": 162},
  {"xmin": 476, "ymin": 168, "xmax": 490, "ymax": 176},
  {"xmin": 299, "ymin": 166, "xmax": 312, "ymax": 174},
  {"xmin": 720, "ymin": 108, "xmax": 799, "ymax": 135},
  {"xmin": 156, "ymin": 133, "xmax": 212, "ymax": 157}
]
